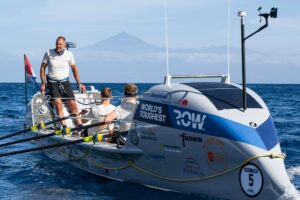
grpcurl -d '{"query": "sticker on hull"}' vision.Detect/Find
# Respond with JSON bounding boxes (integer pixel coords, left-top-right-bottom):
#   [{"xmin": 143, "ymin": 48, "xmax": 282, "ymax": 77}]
[{"xmin": 239, "ymin": 163, "xmax": 263, "ymax": 197}]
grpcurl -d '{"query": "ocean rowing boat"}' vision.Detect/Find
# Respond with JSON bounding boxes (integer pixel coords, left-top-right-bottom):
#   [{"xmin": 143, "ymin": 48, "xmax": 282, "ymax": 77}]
[
  {"xmin": 15, "ymin": 5, "xmax": 296, "ymax": 200},
  {"xmin": 23, "ymin": 76, "xmax": 294, "ymax": 199}
]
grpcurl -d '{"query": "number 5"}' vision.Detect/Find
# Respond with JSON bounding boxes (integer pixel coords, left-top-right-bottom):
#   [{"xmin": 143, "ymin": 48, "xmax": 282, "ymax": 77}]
[{"xmin": 249, "ymin": 173, "xmax": 254, "ymax": 186}]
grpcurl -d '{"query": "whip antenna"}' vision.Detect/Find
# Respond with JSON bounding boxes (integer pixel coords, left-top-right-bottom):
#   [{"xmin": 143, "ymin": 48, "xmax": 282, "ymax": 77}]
[
  {"xmin": 226, "ymin": 0, "xmax": 231, "ymax": 83},
  {"xmin": 164, "ymin": 0, "xmax": 171, "ymax": 85}
]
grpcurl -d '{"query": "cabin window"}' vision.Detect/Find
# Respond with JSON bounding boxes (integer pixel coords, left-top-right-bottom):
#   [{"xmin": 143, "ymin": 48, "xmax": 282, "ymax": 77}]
[{"xmin": 184, "ymin": 82, "xmax": 262, "ymax": 110}]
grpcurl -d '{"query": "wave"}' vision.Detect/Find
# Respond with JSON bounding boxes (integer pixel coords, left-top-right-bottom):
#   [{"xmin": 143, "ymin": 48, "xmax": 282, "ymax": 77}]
[
  {"xmin": 0, "ymin": 114, "xmax": 21, "ymax": 119},
  {"xmin": 279, "ymin": 166, "xmax": 300, "ymax": 200},
  {"xmin": 280, "ymin": 185, "xmax": 300, "ymax": 200},
  {"xmin": 287, "ymin": 166, "xmax": 300, "ymax": 181}
]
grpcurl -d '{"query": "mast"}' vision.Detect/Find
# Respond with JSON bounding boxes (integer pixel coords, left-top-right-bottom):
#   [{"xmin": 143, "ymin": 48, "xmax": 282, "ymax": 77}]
[{"xmin": 238, "ymin": 7, "xmax": 278, "ymax": 111}]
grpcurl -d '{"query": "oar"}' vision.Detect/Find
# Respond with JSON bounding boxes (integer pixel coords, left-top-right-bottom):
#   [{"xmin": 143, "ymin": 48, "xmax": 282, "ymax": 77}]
[
  {"xmin": 0, "ymin": 121, "xmax": 105, "ymax": 148},
  {"xmin": 0, "ymin": 110, "xmax": 87, "ymax": 141},
  {"xmin": 0, "ymin": 136, "xmax": 94, "ymax": 158}
]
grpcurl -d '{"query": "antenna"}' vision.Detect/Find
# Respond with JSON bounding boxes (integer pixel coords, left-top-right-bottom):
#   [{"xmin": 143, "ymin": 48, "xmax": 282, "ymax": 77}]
[
  {"xmin": 226, "ymin": 0, "xmax": 231, "ymax": 84},
  {"xmin": 238, "ymin": 7, "xmax": 278, "ymax": 111},
  {"xmin": 164, "ymin": 0, "xmax": 171, "ymax": 86}
]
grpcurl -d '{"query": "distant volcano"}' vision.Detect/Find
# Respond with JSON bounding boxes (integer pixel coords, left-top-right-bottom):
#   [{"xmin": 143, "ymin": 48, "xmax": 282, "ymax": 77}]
[{"xmin": 82, "ymin": 32, "xmax": 164, "ymax": 53}]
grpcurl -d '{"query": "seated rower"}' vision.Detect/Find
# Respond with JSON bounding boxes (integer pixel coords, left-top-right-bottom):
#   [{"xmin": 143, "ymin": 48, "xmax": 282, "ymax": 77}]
[
  {"xmin": 105, "ymin": 83, "xmax": 139, "ymax": 134},
  {"xmin": 92, "ymin": 87, "xmax": 116, "ymax": 137}
]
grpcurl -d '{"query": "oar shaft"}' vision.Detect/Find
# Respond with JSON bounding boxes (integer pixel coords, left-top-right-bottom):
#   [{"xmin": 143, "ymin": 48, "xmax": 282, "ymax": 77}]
[
  {"xmin": 0, "ymin": 112, "xmax": 81, "ymax": 141},
  {"xmin": 0, "ymin": 128, "xmax": 31, "ymax": 141},
  {"xmin": 0, "ymin": 139, "xmax": 84, "ymax": 158},
  {"xmin": 0, "ymin": 133, "xmax": 55, "ymax": 148},
  {"xmin": 0, "ymin": 122, "xmax": 105, "ymax": 148},
  {"xmin": 71, "ymin": 122, "xmax": 104, "ymax": 132},
  {"xmin": 43, "ymin": 113, "xmax": 79, "ymax": 126}
]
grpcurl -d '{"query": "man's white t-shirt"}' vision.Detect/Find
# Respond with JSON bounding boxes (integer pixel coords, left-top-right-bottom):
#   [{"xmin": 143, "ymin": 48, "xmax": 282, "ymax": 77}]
[
  {"xmin": 42, "ymin": 49, "xmax": 75, "ymax": 80},
  {"xmin": 92, "ymin": 104, "xmax": 116, "ymax": 131},
  {"xmin": 115, "ymin": 99, "xmax": 138, "ymax": 132}
]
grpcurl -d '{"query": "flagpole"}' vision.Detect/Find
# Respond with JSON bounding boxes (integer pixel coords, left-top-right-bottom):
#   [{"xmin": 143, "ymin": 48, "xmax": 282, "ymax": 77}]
[{"xmin": 24, "ymin": 54, "xmax": 28, "ymax": 118}]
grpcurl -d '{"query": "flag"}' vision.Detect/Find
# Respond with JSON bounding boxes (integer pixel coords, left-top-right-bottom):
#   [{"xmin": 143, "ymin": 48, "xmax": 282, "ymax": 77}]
[{"xmin": 24, "ymin": 54, "xmax": 39, "ymax": 90}]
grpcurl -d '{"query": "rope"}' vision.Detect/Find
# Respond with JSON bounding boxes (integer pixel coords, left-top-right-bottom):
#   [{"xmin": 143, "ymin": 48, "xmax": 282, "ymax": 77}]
[
  {"xmin": 127, "ymin": 153, "xmax": 285, "ymax": 182},
  {"xmin": 35, "ymin": 113, "xmax": 101, "ymax": 121},
  {"xmin": 61, "ymin": 144, "xmax": 285, "ymax": 182},
  {"xmin": 33, "ymin": 135, "xmax": 285, "ymax": 182},
  {"xmin": 47, "ymin": 95, "xmax": 144, "ymax": 101},
  {"xmin": 87, "ymin": 156, "xmax": 131, "ymax": 171},
  {"xmin": 69, "ymin": 148, "xmax": 92, "ymax": 161}
]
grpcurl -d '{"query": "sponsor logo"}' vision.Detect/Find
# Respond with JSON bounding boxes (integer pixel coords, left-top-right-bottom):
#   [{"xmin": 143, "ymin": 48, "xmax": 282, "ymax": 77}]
[
  {"xmin": 249, "ymin": 122, "xmax": 257, "ymax": 127},
  {"xmin": 139, "ymin": 103, "xmax": 167, "ymax": 123},
  {"xmin": 208, "ymin": 151, "xmax": 214, "ymax": 162},
  {"xmin": 207, "ymin": 151, "xmax": 226, "ymax": 165},
  {"xmin": 181, "ymin": 99, "xmax": 189, "ymax": 106},
  {"xmin": 183, "ymin": 157, "xmax": 204, "ymax": 177},
  {"xmin": 180, "ymin": 133, "xmax": 202, "ymax": 147},
  {"xmin": 130, "ymin": 130, "xmax": 139, "ymax": 145},
  {"xmin": 173, "ymin": 109, "xmax": 206, "ymax": 130},
  {"xmin": 203, "ymin": 137, "xmax": 227, "ymax": 172},
  {"xmin": 240, "ymin": 163, "xmax": 263, "ymax": 197},
  {"xmin": 146, "ymin": 154, "xmax": 166, "ymax": 160},
  {"xmin": 141, "ymin": 128, "xmax": 157, "ymax": 141},
  {"xmin": 160, "ymin": 144, "xmax": 181, "ymax": 153}
]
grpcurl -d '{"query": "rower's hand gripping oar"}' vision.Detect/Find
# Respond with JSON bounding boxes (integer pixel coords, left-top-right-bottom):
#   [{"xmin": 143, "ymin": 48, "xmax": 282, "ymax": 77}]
[
  {"xmin": 92, "ymin": 131, "xmax": 126, "ymax": 147},
  {"xmin": 0, "ymin": 121, "xmax": 104, "ymax": 148},
  {"xmin": 0, "ymin": 110, "xmax": 88, "ymax": 141}
]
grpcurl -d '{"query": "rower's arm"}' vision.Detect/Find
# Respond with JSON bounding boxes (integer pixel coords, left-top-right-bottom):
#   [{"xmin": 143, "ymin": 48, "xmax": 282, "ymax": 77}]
[
  {"xmin": 71, "ymin": 64, "xmax": 86, "ymax": 92},
  {"xmin": 40, "ymin": 63, "xmax": 47, "ymax": 93},
  {"xmin": 105, "ymin": 111, "xmax": 117, "ymax": 123}
]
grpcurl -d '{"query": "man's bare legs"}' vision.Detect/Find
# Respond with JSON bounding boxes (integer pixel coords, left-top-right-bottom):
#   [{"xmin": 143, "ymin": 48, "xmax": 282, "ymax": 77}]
[
  {"xmin": 67, "ymin": 99, "xmax": 83, "ymax": 125},
  {"xmin": 53, "ymin": 99, "xmax": 83, "ymax": 127}
]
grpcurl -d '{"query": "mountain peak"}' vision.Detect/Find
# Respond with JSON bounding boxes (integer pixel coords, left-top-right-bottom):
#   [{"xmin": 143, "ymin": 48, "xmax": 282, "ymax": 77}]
[
  {"xmin": 86, "ymin": 32, "xmax": 163, "ymax": 53},
  {"xmin": 110, "ymin": 32, "xmax": 140, "ymax": 40}
]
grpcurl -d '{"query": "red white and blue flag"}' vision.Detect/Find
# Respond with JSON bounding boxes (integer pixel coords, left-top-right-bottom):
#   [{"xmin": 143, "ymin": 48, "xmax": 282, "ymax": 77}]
[{"xmin": 24, "ymin": 54, "xmax": 39, "ymax": 90}]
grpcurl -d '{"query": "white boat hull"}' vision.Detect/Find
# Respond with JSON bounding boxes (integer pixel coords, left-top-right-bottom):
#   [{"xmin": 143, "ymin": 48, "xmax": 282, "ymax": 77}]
[{"xmin": 26, "ymin": 84, "xmax": 294, "ymax": 200}]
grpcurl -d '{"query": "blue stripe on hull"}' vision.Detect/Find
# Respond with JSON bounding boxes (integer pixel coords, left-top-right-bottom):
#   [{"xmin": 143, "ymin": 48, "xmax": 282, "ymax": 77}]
[
  {"xmin": 134, "ymin": 100, "xmax": 279, "ymax": 150},
  {"xmin": 203, "ymin": 114, "xmax": 278, "ymax": 150}
]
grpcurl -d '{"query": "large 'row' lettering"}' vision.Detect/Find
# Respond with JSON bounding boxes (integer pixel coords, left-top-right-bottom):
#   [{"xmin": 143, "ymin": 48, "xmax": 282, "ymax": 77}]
[{"xmin": 173, "ymin": 109, "xmax": 206, "ymax": 130}]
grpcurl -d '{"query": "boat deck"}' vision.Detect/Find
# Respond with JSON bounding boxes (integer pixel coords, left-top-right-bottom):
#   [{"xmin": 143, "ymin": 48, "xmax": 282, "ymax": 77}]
[{"xmin": 32, "ymin": 128, "xmax": 144, "ymax": 156}]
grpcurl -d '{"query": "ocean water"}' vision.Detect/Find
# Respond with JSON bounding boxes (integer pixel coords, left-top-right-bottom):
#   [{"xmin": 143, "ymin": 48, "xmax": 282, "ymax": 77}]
[{"xmin": 0, "ymin": 83, "xmax": 299, "ymax": 200}]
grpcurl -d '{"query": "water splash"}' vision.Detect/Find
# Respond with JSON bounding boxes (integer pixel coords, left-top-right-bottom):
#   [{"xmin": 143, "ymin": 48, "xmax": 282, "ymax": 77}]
[
  {"xmin": 287, "ymin": 166, "xmax": 300, "ymax": 181},
  {"xmin": 279, "ymin": 166, "xmax": 300, "ymax": 200},
  {"xmin": 279, "ymin": 184, "xmax": 300, "ymax": 200}
]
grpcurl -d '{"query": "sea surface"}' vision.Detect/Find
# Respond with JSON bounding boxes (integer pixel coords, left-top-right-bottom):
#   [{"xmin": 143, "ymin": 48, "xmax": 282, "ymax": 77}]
[{"xmin": 0, "ymin": 83, "xmax": 299, "ymax": 200}]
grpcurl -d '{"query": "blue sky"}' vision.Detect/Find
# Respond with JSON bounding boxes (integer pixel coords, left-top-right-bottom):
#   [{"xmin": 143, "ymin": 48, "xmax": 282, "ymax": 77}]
[{"xmin": 0, "ymin": 0, "xmax": 299, "ymax": 83}]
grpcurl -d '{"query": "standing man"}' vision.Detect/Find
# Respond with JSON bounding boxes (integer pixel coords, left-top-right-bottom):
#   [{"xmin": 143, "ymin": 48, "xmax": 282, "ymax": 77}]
[{"xmin": 40, "ymin": 36, "xmax": 86, "ymax": 135}]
